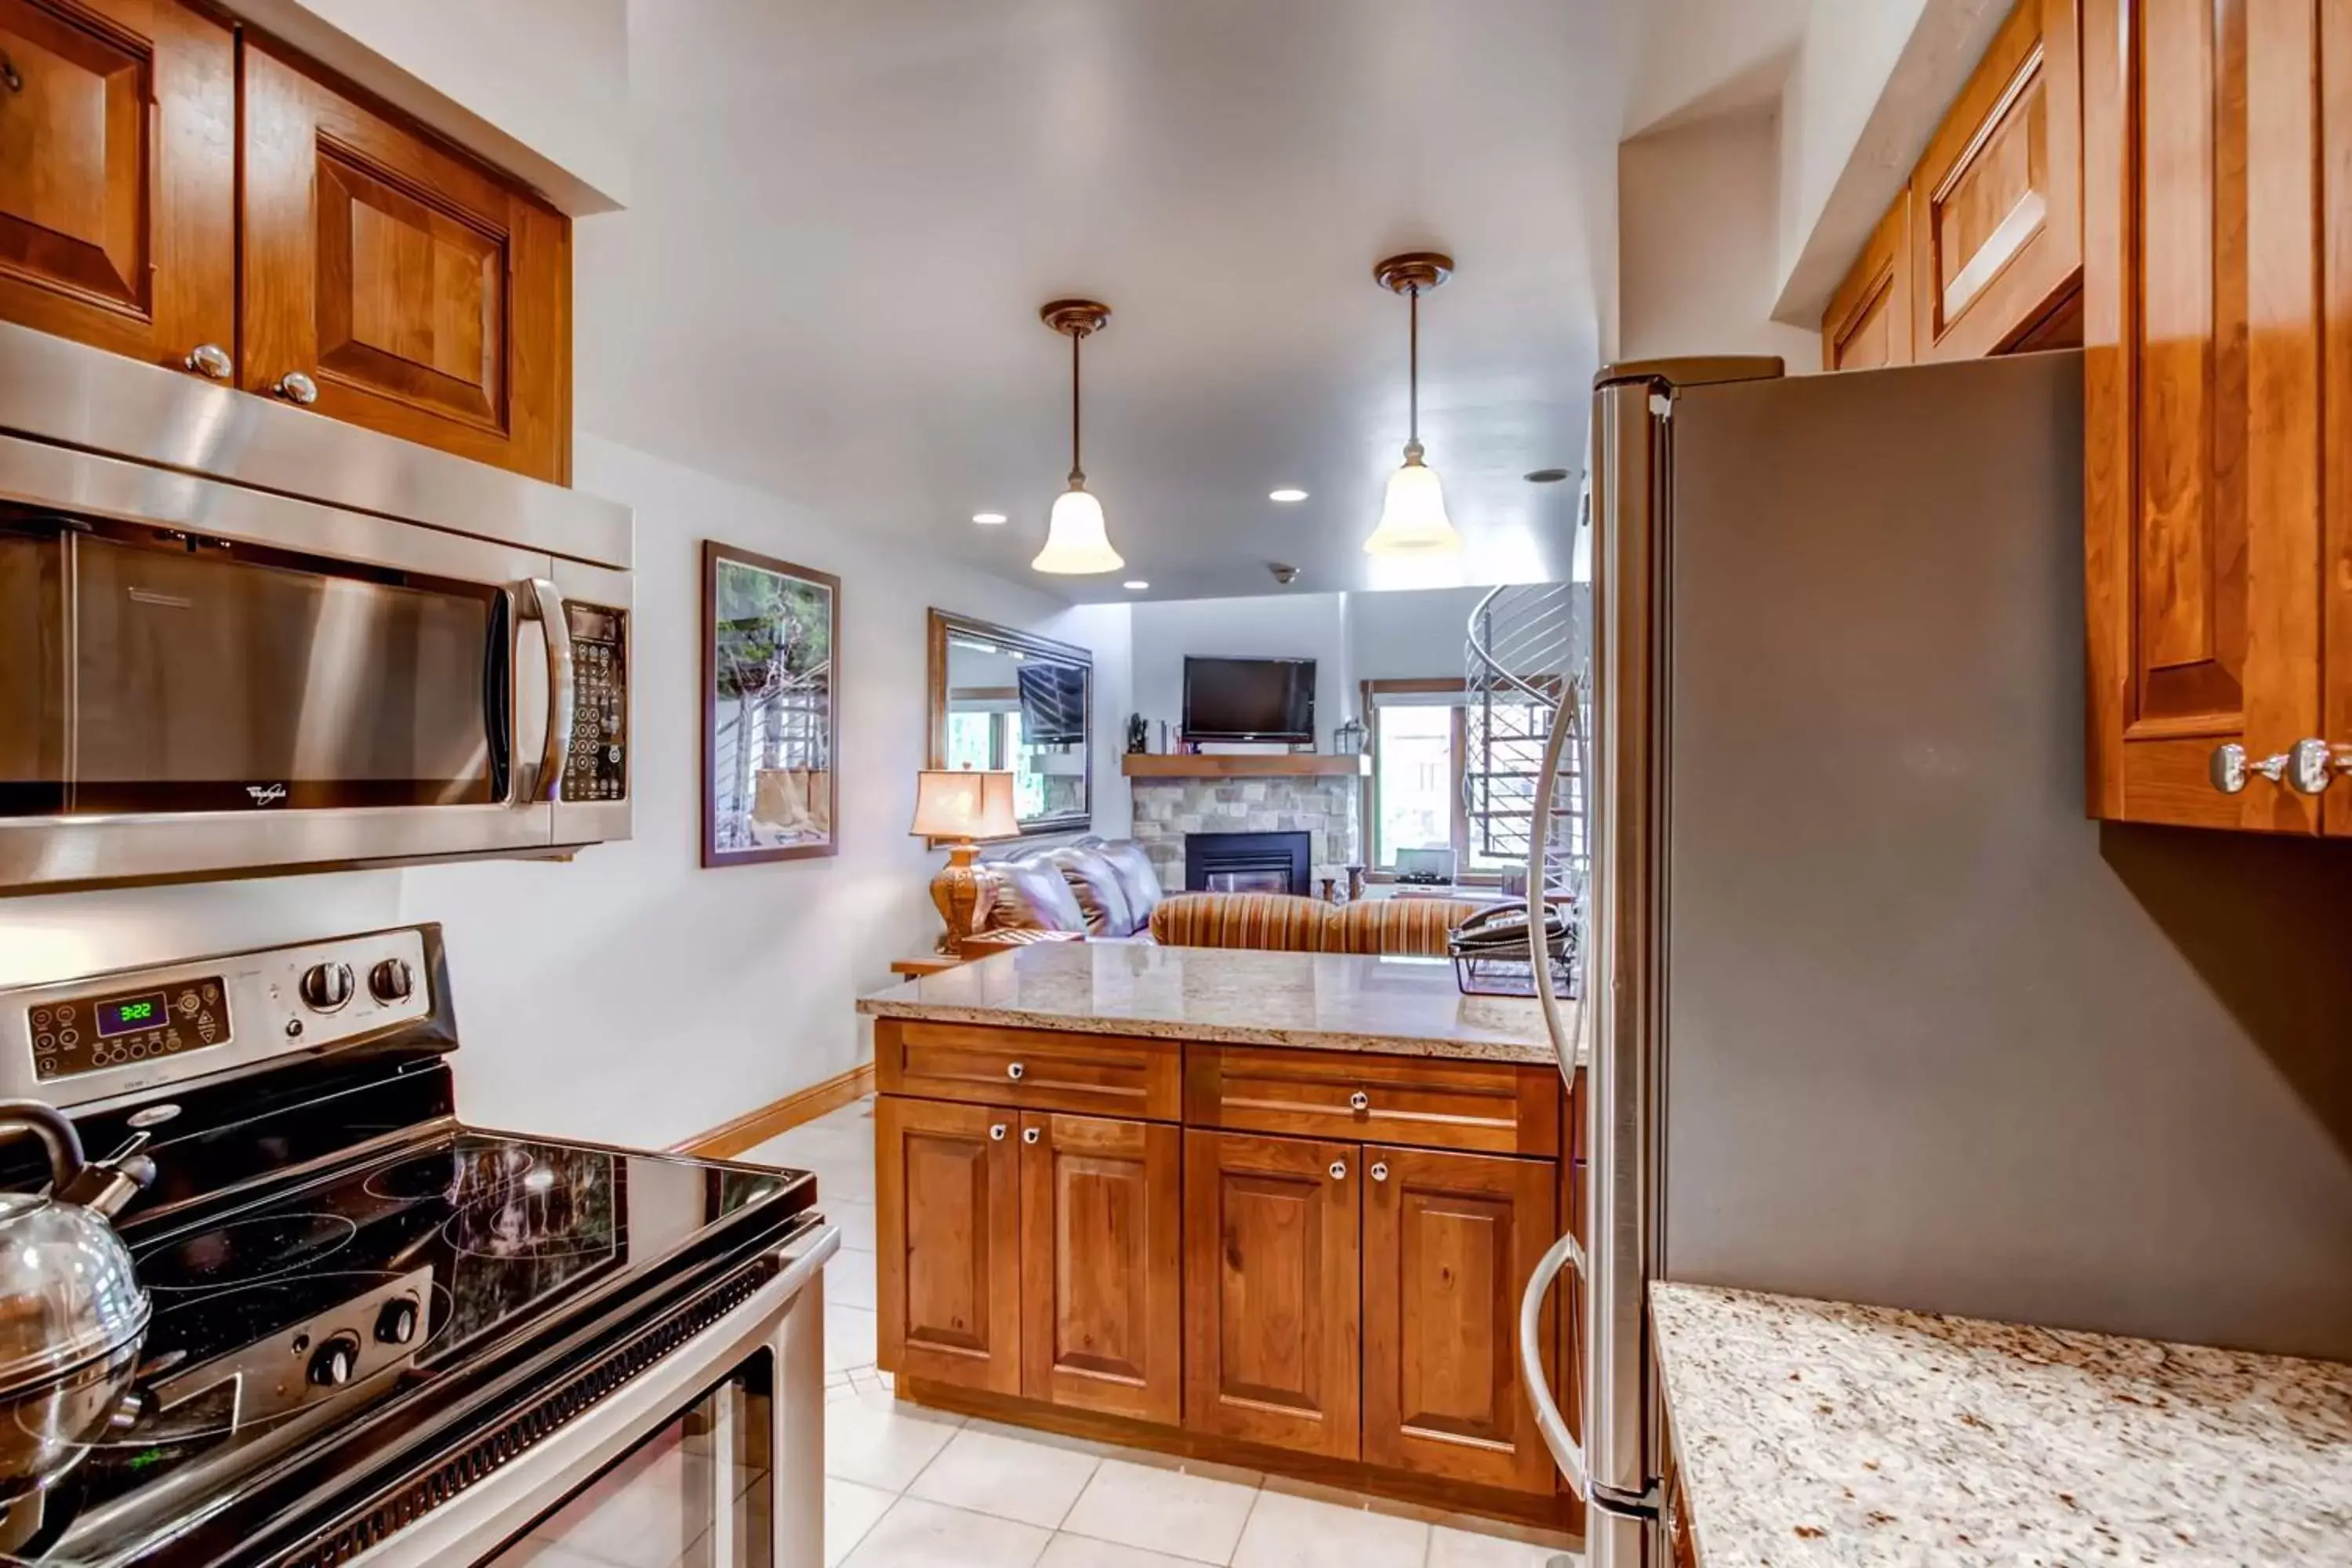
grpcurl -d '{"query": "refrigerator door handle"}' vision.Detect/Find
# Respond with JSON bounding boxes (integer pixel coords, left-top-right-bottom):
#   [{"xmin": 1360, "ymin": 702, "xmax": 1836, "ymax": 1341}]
[{"xmin": 1519, "ymin": 1227, "xmax": 1588, "ymax": 1497}]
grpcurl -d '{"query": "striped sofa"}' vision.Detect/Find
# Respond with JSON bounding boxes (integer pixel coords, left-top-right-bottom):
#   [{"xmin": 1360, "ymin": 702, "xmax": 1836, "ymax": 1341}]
[{"xmin": 1147, "ymin": 891, "xmax": 1489, "ymax": 959}]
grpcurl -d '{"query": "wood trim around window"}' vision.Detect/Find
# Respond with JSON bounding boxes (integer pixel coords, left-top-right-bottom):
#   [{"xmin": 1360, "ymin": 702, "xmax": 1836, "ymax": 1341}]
[{"xmin": 1358, "ymin": 677, "xmax": 1499, "ymax": 884}]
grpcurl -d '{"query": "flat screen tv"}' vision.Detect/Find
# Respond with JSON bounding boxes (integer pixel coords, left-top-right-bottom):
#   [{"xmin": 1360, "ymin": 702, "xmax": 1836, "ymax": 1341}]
[{"xmin": 1183, "ymin": 656, "xmax": 1316, "ymax": 743}]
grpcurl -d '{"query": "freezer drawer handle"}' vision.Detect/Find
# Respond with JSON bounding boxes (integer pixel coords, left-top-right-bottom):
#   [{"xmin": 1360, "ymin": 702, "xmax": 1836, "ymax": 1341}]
[{"xmin": 1519, "ymin": 1228, "xmax": 1589, "ymax": 1498}]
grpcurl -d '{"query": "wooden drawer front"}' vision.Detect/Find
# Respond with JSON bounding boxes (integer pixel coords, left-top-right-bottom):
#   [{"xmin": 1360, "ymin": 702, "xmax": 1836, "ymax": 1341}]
[
  {"xmin": 878, "ymin": 1020, "xmax": 1181, "ymax": 1122},
  {"xmin": 1184, "ymin": 1047, "xmax": 1559, "ymax": 1157}
]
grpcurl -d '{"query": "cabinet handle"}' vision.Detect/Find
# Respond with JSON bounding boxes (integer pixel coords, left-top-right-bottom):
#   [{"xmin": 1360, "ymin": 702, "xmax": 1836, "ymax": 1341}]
[
  {"xmin": 1328, "ymin": 1160, "xmax": 1347, "ymax": 1181},
  {"xmin": 1006, "ymin": 1062, "xmax": 1025, "ymax": 1081},
  {"xmin": 2211, "ymin": 739, "xmax": 2332, "ymax": 796},
  {"xmin": 1370, "ymin": 1161, "xmax": 1388, "ymax": 1181},
  {"xmin": 274, "ymin": 370, "xmax": 320, "ymax": 406},
  {"xmin": 1022, "ymin": 1127, "xmax": 1040, "ymax": 1145},
  {"xmin": 1348, "ymin": 1091, "xmax": 1370, "ymax": 1112},
  {"xmin": 989, "ymin": 1123, "xmax": 1007, "ymax": 1142},
  {"xmin": 184, "ymin": 343, "xmax": 233, "ymax": 381}
]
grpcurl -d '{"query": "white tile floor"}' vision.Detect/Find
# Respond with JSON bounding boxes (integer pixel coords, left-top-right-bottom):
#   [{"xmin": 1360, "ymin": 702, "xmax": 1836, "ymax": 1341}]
[{"xmin": 741, "ymin": 1096, "xmax": 1580, "ymax": 1568}]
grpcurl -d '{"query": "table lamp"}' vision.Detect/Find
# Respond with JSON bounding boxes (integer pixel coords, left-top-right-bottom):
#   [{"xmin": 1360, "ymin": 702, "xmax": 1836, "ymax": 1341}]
[{"xmin": 910, "ymin": 768, "xmax": 1021, "ymax": 951}]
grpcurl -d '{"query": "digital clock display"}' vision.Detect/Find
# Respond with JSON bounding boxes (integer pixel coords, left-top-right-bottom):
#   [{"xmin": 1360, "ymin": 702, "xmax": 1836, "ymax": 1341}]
[{"xmin": 96, "ymin": 993, "xmax": 169, "ymax": 1039}]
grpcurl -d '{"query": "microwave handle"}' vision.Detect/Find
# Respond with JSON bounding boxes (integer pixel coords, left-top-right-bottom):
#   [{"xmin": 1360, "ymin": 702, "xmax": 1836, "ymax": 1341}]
[{"xmin": 515, "ymin": 578, "xmax": 576, "ymax": 804}]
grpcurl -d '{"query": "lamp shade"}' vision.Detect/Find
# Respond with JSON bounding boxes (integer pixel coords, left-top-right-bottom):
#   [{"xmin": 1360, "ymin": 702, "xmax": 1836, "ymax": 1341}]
[
  {"xmin": 1031, "ymin": 486, "xmax": 1125, "ymax": 574},
  {"xmin": 1363, "ymin": 453, "xmax": 1462, "ymax": 554},
  {"xmin": 910, "ymin": 769, "xmax": 1021, "ymax": 840}
]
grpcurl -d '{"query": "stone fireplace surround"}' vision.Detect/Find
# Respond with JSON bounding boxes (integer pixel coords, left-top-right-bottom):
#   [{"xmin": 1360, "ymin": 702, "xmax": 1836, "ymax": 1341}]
[{"xmin": 1130, "ymin": 772, "xmax": 1360, "ymax": 893}]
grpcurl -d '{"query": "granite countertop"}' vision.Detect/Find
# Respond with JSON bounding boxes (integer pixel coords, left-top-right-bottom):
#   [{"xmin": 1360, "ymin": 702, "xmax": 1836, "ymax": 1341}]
[
  {"xmin": 1649, "ymin": 1282, "xmax": 2352, "ymax": 1566},
  {"xmin": 858, "ymin": 941, "xmax": 1580, "ymax": 1065}
]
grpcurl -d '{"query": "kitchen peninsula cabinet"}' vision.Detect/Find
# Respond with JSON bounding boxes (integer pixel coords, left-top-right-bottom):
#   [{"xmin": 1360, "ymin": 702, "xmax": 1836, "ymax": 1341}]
[
  {"xmin": 2080, "ymin": 0, "xmax": 2341, "ymax": 833},
  {"xmin": 0, "ymin": 0, "xmax": 235, "ymax": 374},
  {"xmin": 0, "ymin": 0, "xmax": 572, "ymax": 485},
  {"xmin": 861, "ymin": 943, "xmax": 1587, "ymax": 1530}
]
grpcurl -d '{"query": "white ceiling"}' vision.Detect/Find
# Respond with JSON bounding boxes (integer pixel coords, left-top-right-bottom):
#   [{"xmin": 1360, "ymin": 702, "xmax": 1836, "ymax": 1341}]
[{"xmin": 577, "ymin": 0, "xmax": 1635, "ymax": 601}]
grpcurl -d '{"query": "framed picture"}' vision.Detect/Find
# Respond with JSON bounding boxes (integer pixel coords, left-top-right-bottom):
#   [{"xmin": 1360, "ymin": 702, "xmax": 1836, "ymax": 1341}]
[{"xmin": 701, "ymin": 540, "xmax": 840, "ymax": 866}]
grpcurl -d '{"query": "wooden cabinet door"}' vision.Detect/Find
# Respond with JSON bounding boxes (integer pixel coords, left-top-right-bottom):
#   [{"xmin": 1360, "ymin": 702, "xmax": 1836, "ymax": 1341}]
[
  {"xmin": 877, "ymin": 1096, "xmax": 1022, "ymax": 1396},
  {"xmin": 1182, "ymin": 1129, "xmax": 1360, "ymax": 1459},
  {"xmin": 0, "ymin": 0, "xmax": 232, "ymax": 372},
  {"xmin": 1018, "ymin": 1112, "xmax": 1181, "ymax": 1424},
  {"xmin": 1821, "ymin": 189, "xmax": 1915, "ymax": 372},
  {"xmin": 2083, "ymin": 0, "xmax": 2325, "ymax": 830},
  {"xmin": 1915, "ymin": 0, "xmax": 2083, "ymax": 360},
  {"xmin": 1362, "ymin": 1146, "xmax": 1559, "ymax": 1494},
  {"xmin": 240, "ymin": 38, "xmax": 570, "ymax": 483}
]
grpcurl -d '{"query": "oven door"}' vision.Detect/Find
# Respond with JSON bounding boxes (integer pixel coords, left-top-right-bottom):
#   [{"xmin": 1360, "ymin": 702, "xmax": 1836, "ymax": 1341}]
[
  {"xmin": 352, "ymin": 1226, "xmax": 836, "ymax": 1568},
  {"xmin": 0, "ymin": 431, "xmax": 580, "ymax": 891}
]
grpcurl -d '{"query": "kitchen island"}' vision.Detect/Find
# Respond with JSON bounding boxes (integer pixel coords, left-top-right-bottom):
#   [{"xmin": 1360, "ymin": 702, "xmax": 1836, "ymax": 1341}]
[
  {"xmin": 1650, "ymin": 1282, "xmax": 2352, "ymax": 1566},
  {"xmin": 856, "ymin": 941, "xmax": 1585, "ymax": 1530}
]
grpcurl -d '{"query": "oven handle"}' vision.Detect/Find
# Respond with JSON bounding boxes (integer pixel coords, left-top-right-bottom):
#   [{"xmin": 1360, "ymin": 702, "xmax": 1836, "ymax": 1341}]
[
  {"xmin": 341, "ymin": 1222, "xmax": 841, "ymax": 1568},
  {"xmin": 514, "ymin": 577, "xmax": 575, "ymax": 805}
]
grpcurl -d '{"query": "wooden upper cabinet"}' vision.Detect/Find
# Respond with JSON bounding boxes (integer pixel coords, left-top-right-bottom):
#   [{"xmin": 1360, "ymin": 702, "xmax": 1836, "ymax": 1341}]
[
  {"xmin": 240, "ymin": 38, "xmax": 571, "ymax": 483},
  {"xmin": 1183, "ymin": 1129, "xmax": 1361, "ymax": 1460},
  {"xmin": 2082, "ymin": 0, "xmax": 2326, "ymax": 831},
  {"xmin": 1822, "ymin": 189, "xmax": 1915, "ymax": 372},
  {"xmin": 877, "ymin": 1096, "xmax": 1023, "ymax": 1396},
  {"xmin": 1361, "ymin": 1145, "xmax": 1559, "ymax": 1496},
  {"xmin": 1018, "ymin": 1112, "xmax": 1182, "ymax": 1425},
  {"xmin": 0, "ymin": 0, "xmax": 233, "ymax": 374},
  {"xmin": 1915, "ymin": 0, "xmax": 2083, "ymax": 359}
]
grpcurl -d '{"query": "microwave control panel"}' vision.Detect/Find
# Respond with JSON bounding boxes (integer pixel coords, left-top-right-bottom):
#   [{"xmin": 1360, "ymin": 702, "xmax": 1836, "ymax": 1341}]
[{"xmin": 562, "ymin": 602, "xmax": 627, "ymax": 803}]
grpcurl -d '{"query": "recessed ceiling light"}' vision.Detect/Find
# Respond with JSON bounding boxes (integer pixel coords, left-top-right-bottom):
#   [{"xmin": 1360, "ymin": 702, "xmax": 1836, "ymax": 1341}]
[
  {"xmin": 1523, "ymin": 468, "xmax": 1572, "ymax": 485},
  {"xmin": 1268, "ymin": 488, "xmax": 1309, "ymax": 503},
  {"xmin": 971, "ymin": 511, "xmax": 1008, "ymax": 525},
  {"xmin": 1122, "ymin": 579, "xmax": 1149, "ymax": 591}
]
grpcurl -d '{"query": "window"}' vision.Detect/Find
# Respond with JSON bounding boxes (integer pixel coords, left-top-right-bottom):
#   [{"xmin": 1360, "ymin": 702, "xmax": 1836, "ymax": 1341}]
[{"xmin": 1364, "ymin": 678, "xmax": 1559, "ymax": 882}]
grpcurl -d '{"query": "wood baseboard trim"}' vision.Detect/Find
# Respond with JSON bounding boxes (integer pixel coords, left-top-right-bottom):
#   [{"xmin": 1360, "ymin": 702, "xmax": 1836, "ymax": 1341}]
[
  {"xmin": 673, "ymin": 1063, "xmax": 875, "ymax": 1160},
  {"xmin": 896, "ymin": 1375, "xmax": 1584, "ymax": 1538}
]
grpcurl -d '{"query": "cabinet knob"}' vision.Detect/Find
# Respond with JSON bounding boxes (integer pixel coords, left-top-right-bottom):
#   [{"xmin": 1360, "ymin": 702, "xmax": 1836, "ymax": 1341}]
[
  {"xmin": 1370, "ymin": 1161, "xmax": 1389, "ymax": 1182},
  {"xmin": 184, "ymin": 343, "xmax": 232, "ymax": 381},
  {"xmin": 1348, "ymin": 1091, "xmax": 1370, "ymax": 1112},
  {"xmin": 1328, "ymin": 1160, "xmax": 1347, "ymax": 1181},
  {"xmin": 1022, "ymin": 1127, "xmax": 1040, "ymax": 1145},
  {"xmin": 989, "ymin": 1123, "xmax": 1007, "ymax": 1142},
  {"xmin": 274, "ymin": 370, "xmax": 320, "ymax": 406},
  {"xmin": 2212, "ymin": 739, "xmax": 2332, "ymax": 796},
  {"xmin": 1006, "ymin": 1062, "xmax": 1025, "ymax": 1081}
]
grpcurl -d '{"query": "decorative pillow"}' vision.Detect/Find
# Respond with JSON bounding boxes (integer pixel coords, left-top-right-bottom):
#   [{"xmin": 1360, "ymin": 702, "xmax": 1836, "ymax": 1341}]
[
  {"xmin": 1046, "ymin": 844, "xmax": 1136, "ymax": 937},
  {"xmin": 1334, "ymin": 898, "xmax": 1489, "ymax": 957},
  {"xmin": 983, "ymin": 855, "xmax": 1090, "ymax": 934},
  {"xmin": 1092, "ymin": 840, "xmax": 1166, "ymax": 930},
  {"xmin": 1149, "ymin": 892, "xmax": 1337, "ymax": 953}
]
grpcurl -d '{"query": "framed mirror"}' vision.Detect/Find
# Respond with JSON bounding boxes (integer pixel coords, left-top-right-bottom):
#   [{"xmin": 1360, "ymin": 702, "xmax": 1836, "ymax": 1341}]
[{"xmin": 927, "ymin": 609, "xmax": 1091, "ymax": 837}]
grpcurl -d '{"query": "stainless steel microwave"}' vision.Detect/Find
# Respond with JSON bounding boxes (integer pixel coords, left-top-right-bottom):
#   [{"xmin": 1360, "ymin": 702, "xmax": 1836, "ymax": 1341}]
[{"xmin": 0, "ymin": 323, "xmax": 632, "ymax": 894}]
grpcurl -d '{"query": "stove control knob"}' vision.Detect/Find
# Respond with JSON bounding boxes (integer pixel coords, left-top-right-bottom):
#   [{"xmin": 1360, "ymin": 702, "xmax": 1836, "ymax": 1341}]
[
  {"xmin": 308, "ymin": 1334, "xmax": 360, "ymax": 1388},
  {"xmin": 376, "ymin": 1297, "xmax": 420, "ymax": 1346},
  {"xmin": 368, "ymin": 959, "xmax": 416, "ymax": 1005},
  {"xmin": 299, "ymin": 962, "xmax": 355, "ymax": 1013}
]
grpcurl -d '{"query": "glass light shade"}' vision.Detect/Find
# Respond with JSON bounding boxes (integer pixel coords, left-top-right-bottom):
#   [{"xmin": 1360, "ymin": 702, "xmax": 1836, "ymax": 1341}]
[
  {"xmin": 1031, "ymin": 486, "xmax": 1125, "ymax": 574},
  {"xmin": 909, "ymin": 769, "xmax": 1021, "ymax": 840},
  {"xmin": 1363, "ymin": 455, "xmax": 1462, "ymax": 554}
]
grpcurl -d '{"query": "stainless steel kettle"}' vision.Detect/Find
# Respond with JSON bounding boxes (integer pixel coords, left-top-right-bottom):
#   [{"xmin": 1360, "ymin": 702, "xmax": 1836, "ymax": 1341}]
[{"xmin": 0, "ymin": 1101, "xmax": 156, "ymax": 1499}]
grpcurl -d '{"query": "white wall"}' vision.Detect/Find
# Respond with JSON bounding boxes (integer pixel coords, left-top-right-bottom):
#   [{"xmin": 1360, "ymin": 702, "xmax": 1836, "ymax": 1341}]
[
  {"xmin": 394, "ymin": 435, "xmax": 1114, "ymax": 1147},
  {"xmin": 217, "ymin": 0, "xmax": 629, "ymax": 212},
  {"xmin": 1128, "ymin": 594, "xmax": 1352, "ymax": 746},
  {"xmin": 1347, "ymin": 586, "xmax": 1490, "ymax": 685},
  {"xmin": 1617, "ymin": 111, "xmax": 1823, "ymax": 365}
]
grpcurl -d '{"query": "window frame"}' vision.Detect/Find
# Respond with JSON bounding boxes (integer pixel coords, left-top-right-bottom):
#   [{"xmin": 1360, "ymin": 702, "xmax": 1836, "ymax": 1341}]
[{"xmin": 1359, "ymin": 677, "xmax": 1501, "ymax": 886}]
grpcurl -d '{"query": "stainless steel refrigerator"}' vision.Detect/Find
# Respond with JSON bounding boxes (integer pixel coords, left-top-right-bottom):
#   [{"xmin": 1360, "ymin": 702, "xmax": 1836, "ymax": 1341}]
[{"xmin": 1511, "ymin": 348, "xmax": 2352, "ymax": 1566}]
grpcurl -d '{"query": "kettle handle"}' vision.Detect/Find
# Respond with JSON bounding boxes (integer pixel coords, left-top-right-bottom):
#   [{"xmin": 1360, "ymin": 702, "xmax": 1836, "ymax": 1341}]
[{"xmin": 0, "ymin": 1100, "xmax": 85, "ymax": 1194}]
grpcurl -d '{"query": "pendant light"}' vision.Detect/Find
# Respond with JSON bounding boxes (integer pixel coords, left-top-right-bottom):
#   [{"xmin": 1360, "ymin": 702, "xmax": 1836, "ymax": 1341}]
[
  {"xmin": 1366, "ymin": 252, "xmax": 1463, "ymax": 555},
  {"xmin": 1032, "ymin": 299, "xmax": 1123, "ymax": 574}
]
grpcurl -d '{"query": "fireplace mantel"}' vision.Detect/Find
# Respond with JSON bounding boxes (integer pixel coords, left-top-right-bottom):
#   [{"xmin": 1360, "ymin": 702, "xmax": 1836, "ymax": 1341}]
[{"xmin": 1120, "ymin": 754, "xmax": 1369, "ymax": 779}]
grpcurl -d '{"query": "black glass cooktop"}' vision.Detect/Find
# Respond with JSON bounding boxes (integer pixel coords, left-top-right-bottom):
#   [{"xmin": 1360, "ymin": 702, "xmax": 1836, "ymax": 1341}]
[{"xmin": 0, "ymin": 1131, "xmax": 811, "ymax": 1566}]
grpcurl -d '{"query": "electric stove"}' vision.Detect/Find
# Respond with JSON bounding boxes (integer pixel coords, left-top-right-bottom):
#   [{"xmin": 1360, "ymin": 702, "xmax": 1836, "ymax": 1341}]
[{"xmin": 0, "ymin": 926, "xmax": 833, "ymax": 1567}]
